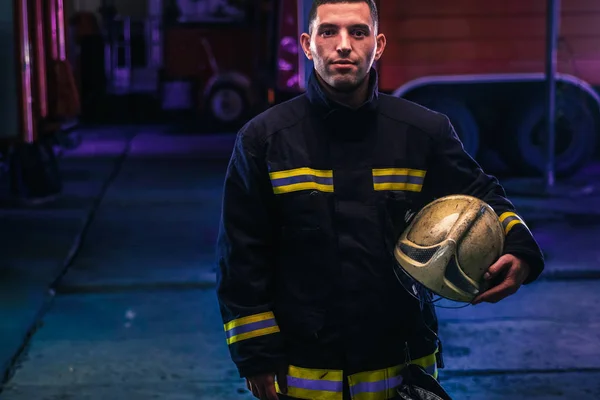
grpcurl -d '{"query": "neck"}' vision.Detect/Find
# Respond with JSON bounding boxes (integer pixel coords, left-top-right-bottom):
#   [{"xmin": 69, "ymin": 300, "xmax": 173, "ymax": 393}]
[{"xmin": 317, "ymin": 72, "xmax": 370, "ymax": 109}]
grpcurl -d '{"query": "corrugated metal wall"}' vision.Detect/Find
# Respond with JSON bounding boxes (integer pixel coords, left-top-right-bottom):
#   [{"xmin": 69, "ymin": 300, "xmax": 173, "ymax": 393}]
[{"xmin": 378, "ymin": 0, "xmax": 600, "ymax": 91}]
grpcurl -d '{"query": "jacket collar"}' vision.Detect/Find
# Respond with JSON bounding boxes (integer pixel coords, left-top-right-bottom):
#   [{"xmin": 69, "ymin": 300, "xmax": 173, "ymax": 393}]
[{"xmin": 306, "ymin": 67, "xmax": 380, "ymax": 119}]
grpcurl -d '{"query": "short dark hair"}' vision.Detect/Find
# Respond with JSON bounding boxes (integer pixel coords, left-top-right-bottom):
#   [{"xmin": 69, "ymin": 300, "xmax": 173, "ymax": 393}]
[{"xmin": 307, "ymin": 0, "xmax": 379, "ymax": 35}]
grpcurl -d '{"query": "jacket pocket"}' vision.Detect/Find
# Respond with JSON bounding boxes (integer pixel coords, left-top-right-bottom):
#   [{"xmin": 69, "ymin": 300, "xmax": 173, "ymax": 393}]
[{"xmin": 275, "ymin": 190, "xmax": 330, "ymax": 230}]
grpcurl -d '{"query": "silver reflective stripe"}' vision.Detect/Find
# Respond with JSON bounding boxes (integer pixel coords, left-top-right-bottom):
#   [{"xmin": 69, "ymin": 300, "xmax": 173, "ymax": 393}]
[
  {"xmin": 350, "ymin": 375, "xmax": 403, "ymax": 395},
  {"xmin": 287, "ymin": 376, "xmax": 343, "ymax": 392},
  {"xmin": 501, "ymin": 215, "xmax": 521, "ymax": 229},
  {"xmin": 224, "ymin": 318, "xmax": 277, "ymax": 340},
  {"xmin": 372, "ymin": 175, "xmax": 425, "ymax": 185}
]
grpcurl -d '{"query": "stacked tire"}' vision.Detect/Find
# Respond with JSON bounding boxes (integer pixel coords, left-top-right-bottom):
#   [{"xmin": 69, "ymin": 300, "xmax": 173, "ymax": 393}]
[
  {"xmin": 499, "ymin": 90, "xmax": 597, "ymax": 178},
  {"xmin": 409, "ymin": 87, "xmax": 598, "ymax": 178}
]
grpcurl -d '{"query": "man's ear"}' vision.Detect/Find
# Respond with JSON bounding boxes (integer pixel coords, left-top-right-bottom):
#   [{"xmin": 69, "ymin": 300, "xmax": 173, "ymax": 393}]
[
  {"xmin": 300, "ymin": 33, "xmax": 313, "ymax": 60},
  {"xmin": 374, "ymin": 33, "xmax": 386, "ymax": 61}
]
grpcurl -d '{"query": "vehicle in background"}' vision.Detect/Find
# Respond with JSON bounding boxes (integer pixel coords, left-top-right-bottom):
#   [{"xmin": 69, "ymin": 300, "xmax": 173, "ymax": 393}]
[
  {"xmin": 73, "ymin": 0, "xmax": 600, "ymax": 178},
  {"xmin": 275, "ymin": 0, "xmax": 600, "ymax": 178},
  {"xmin": 88, "ymin": 0, "xmax": 276, "ymax": 130}
]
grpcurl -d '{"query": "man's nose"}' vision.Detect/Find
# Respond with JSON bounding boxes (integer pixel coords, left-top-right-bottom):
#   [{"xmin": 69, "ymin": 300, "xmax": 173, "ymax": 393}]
[{"xmin": 336, "ymin": 32, "xmax": 351, "ymax": 54}]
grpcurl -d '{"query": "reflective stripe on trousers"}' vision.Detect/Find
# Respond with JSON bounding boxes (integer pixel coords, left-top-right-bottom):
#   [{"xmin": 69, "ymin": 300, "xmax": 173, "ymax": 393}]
[{"xmin": 274, "ymin": 349, "xmax": 438, "ymax": 400}]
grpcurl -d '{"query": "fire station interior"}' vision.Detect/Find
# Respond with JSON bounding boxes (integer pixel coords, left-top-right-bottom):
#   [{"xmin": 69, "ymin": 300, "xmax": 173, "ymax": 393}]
[{"xmin": 1, "ymin": 0, "xmax": 600, "ymax": 398}]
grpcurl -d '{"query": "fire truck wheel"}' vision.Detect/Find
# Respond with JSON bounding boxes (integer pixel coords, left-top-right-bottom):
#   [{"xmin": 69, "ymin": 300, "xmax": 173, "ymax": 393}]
[
  {"xmin": 205, "ymin": 83, "xmax": 249, "ymax": 128},
  {"xmin": 413, "ymin": 97, "xmax": 480, "ymax": 157},
  {"xmin": 501, "ymin": 93, "xmax": 597, "ymax": 178}
]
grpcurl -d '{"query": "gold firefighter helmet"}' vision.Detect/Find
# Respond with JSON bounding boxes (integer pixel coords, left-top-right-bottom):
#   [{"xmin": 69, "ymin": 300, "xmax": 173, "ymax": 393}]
[{"xmin": 393, "ymin": 195, "xmax": 505, "ymax": 303}]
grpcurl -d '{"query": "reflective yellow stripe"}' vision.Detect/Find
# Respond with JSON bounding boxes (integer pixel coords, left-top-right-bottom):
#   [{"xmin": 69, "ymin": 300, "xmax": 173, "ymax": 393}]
[
  {"xmin": 499, "ymin": 211, "xmax": 528, "ymax": 235},
  {"xmin": 269, "ymin": 168, "xmax": 334, "ymax": 194},
  {"xmin": 372, "ymin": 168, "xmax": 427, "ymax": 193},
  {"xmin": 409, "ymin": 352, "xmax": 438, "ymax": 380},
  {"xmin": 226, "ymin": 325, "xmax": 280, "ymax": 345},
  {"xmin": 273, "ymin": 182, "xmax": 334, "ymax": 194},
  {"xmin": 373, "ymin": 183, "xmax": 423, "ymax": 192},
  {"xmin": 287, "ymin": 365, "xmax": 344, "ymax": 381},
  {"xmin": 224, "ymin": 311, "xmax": 280, "ymax": 345},
  {"xmin": 348, "ymin": 365, "xmax": 402, "ymax": 400},
  {"xmin": 372, "ymin": 168, "xmax": 427, "ymax": 177},
  {"xmin": 269, "ymin": 167, "xmax": 333, "ymax": 179},
  {"xmin": 499, "ymin": 212, "xmax": 516, "ymax": 222},
  {"xmin": 275, "ymin": 351, "xmax": 439, "ymax": 400},
  {"xmin": 279, "ymin": 386, "xmax": 343, "ymax": 400},
  {"xmin": 348, "ymin": 350, "xmax": 438, "ymax": 400},
  {"xmin": 504, "ymin": 219, "xmax": 522, "ymax": 235},
  {"xmin": 276, "ymin": 365, "xmax": 343, "ymax": 400},
  {"xmin": 224, "ymin": 311, "xmax": 275, "ymax": 331}
]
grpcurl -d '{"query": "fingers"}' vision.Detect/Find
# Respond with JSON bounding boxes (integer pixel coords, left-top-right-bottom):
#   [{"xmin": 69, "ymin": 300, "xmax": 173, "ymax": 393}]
[
  {"xmin": 248, "ymin": 380, "xmax": 259, "ymax": 398},
  {"xmin": 257, "ymin": 383, "xmax": 267, "ymax": 400},
  {"xmin": 483, "ymin": 254, "xmax": 512, "ymax": 281},
  {"xmin": 472, "ymin": 276, "xmax": 518, "ymax": 305},
  {"xmin": 472, "ymin": 255, "xmax": 530, "ymax": 305},
  {"xmin": 247, "ymin": 375, "xmax": 279, "ymax": 400},
  {"xmin": 264, "ymin": 377, "xmax": 280, "ymax": 400},
  {"xmin": 471, "ymin": 264, "xmax": 520, "ymax": 304},
  {"xmin": 247, "ymin": 378, "xmax": 262, "ymax": 399}
]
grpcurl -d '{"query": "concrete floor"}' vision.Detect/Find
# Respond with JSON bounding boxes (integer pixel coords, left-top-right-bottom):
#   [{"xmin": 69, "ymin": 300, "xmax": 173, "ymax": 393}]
[{"xmin": 1, "ymin": 125, "xmax": 600, "ymax": 399}]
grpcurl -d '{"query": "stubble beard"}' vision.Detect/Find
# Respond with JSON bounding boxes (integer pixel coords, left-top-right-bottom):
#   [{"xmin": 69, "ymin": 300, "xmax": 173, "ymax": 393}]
[{"xmin": 321, "ymin": 64, "xmax": 366, "ymax": 93}]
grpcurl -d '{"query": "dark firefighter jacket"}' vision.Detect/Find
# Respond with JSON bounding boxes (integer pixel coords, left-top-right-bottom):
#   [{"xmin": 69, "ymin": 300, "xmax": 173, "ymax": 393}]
[{"xmin": 216, "ymin": 67, "xmax": 544, "ymax": 392}]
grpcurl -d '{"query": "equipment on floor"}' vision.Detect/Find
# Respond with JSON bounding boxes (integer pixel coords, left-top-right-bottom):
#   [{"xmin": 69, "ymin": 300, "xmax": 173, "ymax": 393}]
[
  {"xmin": 396, "ymin": 364, "xmax": 453, "ymax": 400},
  {"xmin": 393, "ymin": 195, "xmax": 505, "ymax": 303}
]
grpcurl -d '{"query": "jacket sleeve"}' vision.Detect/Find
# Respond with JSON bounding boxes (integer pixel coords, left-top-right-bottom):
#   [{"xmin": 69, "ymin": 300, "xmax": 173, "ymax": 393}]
[
  {"xmin": 215, "ymin": 122, "xmax": 286, "ymax": 377},
  {"xmin": 421, "ymin": 114, "xmax": 544, "ymax": 284}
]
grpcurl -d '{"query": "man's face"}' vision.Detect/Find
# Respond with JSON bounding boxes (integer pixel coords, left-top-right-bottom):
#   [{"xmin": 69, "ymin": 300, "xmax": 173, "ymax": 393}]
[{"xmin": 301, "ymin": 2, "xmax": 386, "ymax": 92}]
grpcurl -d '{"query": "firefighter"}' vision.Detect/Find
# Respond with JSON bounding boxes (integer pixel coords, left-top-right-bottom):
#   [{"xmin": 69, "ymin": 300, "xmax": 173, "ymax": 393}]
[{"xmin": 215, "ymin": 1, "xmax": 544, "ymax": 399}]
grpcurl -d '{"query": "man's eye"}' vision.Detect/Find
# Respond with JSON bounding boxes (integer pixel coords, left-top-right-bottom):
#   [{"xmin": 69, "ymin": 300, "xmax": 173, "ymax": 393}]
[
  {"xmin": 322, "ymin": 30, "xmax": 334, "ymax": 36},
  {"xmin": 353, "ymin": 30, "xmax": 366, "ymax": 37}
]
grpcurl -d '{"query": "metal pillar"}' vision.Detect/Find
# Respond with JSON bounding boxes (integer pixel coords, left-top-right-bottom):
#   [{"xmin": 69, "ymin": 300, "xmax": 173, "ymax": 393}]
[
  {"xmin": 34, "ymin": 0, "xmax": 48, "ymax": 119},
  {"xmin": 15, "ymin": 0, "xmax": 35, "ymax": 143},
  {"xmin": 484, "ymin": 0, "xmax": 595, "ymax": 198}
]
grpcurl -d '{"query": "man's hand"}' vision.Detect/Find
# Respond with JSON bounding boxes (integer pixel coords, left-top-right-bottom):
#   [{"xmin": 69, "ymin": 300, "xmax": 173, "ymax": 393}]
[
  {"xmin": 471, "ymin": 254, "xmax": 530, "ymax": 305},
  {"xmin": 246, "ymin": 368, "xmax": 288, "ymax": 400}
]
